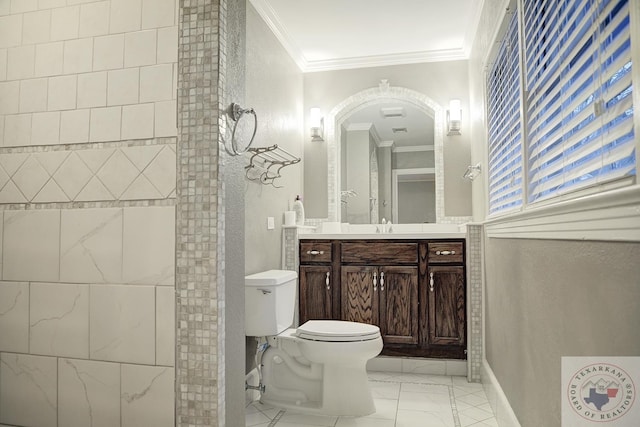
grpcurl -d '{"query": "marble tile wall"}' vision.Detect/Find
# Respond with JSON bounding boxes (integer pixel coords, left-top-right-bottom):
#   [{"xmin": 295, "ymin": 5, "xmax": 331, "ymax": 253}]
[{"xmin": 0, "ymin": 0, "xmax": 179, "ymax": 426}]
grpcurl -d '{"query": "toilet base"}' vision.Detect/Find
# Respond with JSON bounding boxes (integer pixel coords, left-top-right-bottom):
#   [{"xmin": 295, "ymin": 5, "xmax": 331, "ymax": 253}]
[
  {"xmin": 260, "ymin": 361, "xmax": 375, "ymax": 417},
  {"xmin": 258, "ymin": 340, "xmax": 379, "ymax": 417}
]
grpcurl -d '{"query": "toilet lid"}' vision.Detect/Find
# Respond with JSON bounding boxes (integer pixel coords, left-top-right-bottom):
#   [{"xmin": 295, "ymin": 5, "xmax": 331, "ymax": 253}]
[{"xmin": 296, "ymin": 320, "xmax": 381, "ymax": 342}]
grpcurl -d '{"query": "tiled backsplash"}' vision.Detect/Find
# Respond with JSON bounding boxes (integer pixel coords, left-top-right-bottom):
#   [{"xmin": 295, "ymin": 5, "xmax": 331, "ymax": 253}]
[{"xmin": 0, "ymin": 0, "xmax": 178, "ymax": 426}]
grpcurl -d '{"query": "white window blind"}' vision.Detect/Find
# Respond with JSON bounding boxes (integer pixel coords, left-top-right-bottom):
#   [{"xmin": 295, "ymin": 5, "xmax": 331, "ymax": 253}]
[
  {"xmin": 524, "ymin": 0, "xmax": 635, "ymax": 203},
  {"xmin": 487, "ymin": 11, "xmax": 523, "ymax": 214}
]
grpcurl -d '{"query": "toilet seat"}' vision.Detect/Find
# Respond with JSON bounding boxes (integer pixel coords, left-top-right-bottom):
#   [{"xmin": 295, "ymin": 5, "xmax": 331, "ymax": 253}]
[{"xmin": 295, "ymin": 320, "xmax": 381, "ymax": 342}]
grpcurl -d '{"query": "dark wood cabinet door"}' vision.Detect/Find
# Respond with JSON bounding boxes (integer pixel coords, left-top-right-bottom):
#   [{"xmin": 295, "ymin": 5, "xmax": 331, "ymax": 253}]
[
  {"xmin": 379, "ymin": 266, "xmax": 419, "ymax": 345},
  {"xmin": 341, "ymin": 266, "xmax": 379, "ymax": 326},
  {"xmin": 428, "ymin": 265, "xmax": 466, "ymax": 346},
  {"xmin": 299, "ymin": 266, "xmax": 334, "ymax": 324}
]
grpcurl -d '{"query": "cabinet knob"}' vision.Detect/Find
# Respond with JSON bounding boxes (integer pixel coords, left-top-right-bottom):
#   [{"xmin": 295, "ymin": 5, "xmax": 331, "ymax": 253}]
[
  {"xmin": 373, "ymin": 271, "xmax": 377, "ymax": 292},
  {"xmin": 325, "ymin": 271, "xmax": 330, "ymax": 290},
  {"xmin": 435, "ymin": 250, "xmax": 456, "ymax": 256},
  {"xmin": 429, "ymin": 271, "xmax": 434, "ymax": 292},
  {"xmin": 307, "ymin": 250, "xmax": 325, "ymax": 255},
  {"xmin": 380, "ymin": 271, "xmax": 384, "ymax": 291}
]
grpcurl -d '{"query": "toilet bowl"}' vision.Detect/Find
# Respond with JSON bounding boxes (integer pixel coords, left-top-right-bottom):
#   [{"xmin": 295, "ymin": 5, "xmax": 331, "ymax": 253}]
[{"xmin": 245, "ymin": 270, "xmax": 383, "ymax": 416}]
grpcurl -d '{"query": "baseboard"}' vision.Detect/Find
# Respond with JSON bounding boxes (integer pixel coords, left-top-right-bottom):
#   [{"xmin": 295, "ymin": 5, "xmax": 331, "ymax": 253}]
[
  {"xmin": 367, "ymin": 356, "xmax": 468, "ymax": 377},
  {"xmin": 481, "ymin": 359, "xmax": 521, "ymax": 427},
  {"xmin": 245, "ymin": 368, "xmax": 260, "ymax": 406}
]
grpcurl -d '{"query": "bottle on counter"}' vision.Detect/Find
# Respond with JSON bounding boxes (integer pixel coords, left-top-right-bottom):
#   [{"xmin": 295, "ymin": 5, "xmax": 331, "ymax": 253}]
[{"xmin": 293, "ymin": 195, "xmax": 305, "ymax": 226}]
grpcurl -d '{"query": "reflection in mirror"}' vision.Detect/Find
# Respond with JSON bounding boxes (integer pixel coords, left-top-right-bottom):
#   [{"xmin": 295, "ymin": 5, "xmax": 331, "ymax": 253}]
[{"xmin": 324, "ymin": 85, "xmax": 445, "ymax": 224}]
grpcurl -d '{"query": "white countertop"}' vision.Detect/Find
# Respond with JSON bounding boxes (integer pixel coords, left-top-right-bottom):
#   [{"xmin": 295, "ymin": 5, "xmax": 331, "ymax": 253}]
[{"xmin": 298, "ymin": 232, "xmax": 466, "ymax": 240}]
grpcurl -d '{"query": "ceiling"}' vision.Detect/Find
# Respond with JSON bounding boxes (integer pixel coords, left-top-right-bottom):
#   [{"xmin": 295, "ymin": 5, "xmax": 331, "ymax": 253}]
[
  {"xmin": 250, "ymin": 0, "xmax": 482, "ymax": 148},
  {"xmin": 345, "ymin": 102, "xmax": 434, "ymax": 148},
  {"xmin": 249, "ymin": 0, "xmax": 484, "ymax": 72}
]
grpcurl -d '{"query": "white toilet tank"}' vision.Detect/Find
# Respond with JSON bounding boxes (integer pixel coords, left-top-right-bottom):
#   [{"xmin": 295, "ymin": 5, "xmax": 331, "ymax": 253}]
[{"xmin": 245, "ymin": 270, "xmax": 297, "ymax": 337}]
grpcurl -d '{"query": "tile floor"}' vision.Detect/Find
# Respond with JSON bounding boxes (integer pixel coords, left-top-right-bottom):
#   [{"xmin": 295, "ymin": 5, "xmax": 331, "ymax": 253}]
[{"xmin": 246, "ymin": 372, "xmax": 498, "ymax": 427}]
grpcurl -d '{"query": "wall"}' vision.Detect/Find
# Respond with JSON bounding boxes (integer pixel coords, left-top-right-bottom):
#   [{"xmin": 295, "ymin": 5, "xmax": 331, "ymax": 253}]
[
  {"xmin": 0, "ymin": 0, "xmax": 178, "ymax": 426},
  {"xmin": 243, "ymin": 0, "xmax": 303, "ymax": 387},
  {"xmin": 244, "ymin": 2, "xmax": 303, "ymax": 275},
  {"xmin": 484, "ymin": 239, "xmax": 640, "ymax": 426},
  {"xmin": 344, "ymin": 128, "xmax": 371, "ymax": 223},
  {"xmin": 303, "ymin": 61, "xmax": 472, "ymax": 219},
  {"xmin": 469, "ymin": 1, "xmax": 640, "ymax": 426},
  {"xmin": 394, "ymin": 151, "xmax": 434, "ymax": 169},
  {"xmin": 378, "ymin": 146, "xmax": 391, "ymax": 220},
  {"xmin": 398, "ymin": 180, "xmax": 435, "ymax": 223},
  {"xmin": 224, "ymin": 0, "xmax": 247, "ymax": 424}
]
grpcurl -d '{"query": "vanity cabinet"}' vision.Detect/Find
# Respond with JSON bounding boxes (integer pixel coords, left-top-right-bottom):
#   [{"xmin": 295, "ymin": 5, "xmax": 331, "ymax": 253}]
[
  {"xmin": 341, "ymin": 265, "xmax": 418, "ymax": 345},
  {"xmin": 422, "ymin": 241, "xmax": 466, "ymax": 347},
  {"xmin": 299, "ymin": 265, "xmax": 335, "ymax": 321},
  {"xmin": 299, "ymin": 238, "xmax": 466, "ymax": 359},
  {"xmin": 299, "ymin": 241, "xmax": 340, "ymax": 323}
]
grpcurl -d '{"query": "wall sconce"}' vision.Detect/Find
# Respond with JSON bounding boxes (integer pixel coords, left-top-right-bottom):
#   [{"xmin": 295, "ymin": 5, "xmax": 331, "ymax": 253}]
[
  {"xmin": 310, "ymin": 107, "xmax": 324, "ymax": 141},
  {"xmin": 447, "ymin": 99, "xmax": 462, "ymax": 136}
]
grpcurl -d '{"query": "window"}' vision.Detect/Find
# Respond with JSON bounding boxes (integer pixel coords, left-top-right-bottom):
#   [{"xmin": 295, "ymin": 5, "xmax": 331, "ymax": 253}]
[
  {"xmin": 487, "ymin": 10, "xmax": 523, "ymax": 214},
  {"xmin": 486, "ymin": 0, "xmax": 635, "ymax": 216},
  {"xmin": 525, "ymin": 0, "xmax": 635, "ymax": 203}
]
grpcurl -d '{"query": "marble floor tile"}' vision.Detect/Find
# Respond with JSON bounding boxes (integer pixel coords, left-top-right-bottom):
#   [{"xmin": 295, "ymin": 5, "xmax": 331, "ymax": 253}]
[{"xmin": 246, "ymin": 371, "xmax": 498, "ymax": 427}]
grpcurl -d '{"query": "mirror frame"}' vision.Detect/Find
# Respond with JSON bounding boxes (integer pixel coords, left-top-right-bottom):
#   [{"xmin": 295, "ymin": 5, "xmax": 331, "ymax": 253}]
[{"xmin": 324, "ymin": 85, "xmax": 445, "ymax": 223}]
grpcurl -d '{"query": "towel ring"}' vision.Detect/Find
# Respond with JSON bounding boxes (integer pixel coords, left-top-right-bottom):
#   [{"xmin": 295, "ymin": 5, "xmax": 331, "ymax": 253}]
[{"xmin": 224, "ymin": 103, "xmax": 258, "ymax": 156}]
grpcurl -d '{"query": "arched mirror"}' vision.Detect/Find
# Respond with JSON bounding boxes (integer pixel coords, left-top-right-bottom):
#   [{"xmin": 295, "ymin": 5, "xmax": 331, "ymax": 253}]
[{"xmin": 324, "ymin": 85, "xmax": 446, "ymax": 224}]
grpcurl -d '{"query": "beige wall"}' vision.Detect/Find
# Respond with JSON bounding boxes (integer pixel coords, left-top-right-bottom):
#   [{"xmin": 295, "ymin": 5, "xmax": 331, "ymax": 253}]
[
  {"xmin": 0, "ymin": 1, "xmax": 178, "ymax": 426},
  {"xmin": 245, "ymin": 3, "xmax": 303, "ymax": 275},
  {"xmin": 303, "ymin": 61, "xmax": 472, "ymax": 219},
  {"xmin": 484, "ymin": 238, "xmax": 640, "ymax": 427},
  {"xmin": 243, "ymin": 1, "xmax": 303, "ymax": 388}
]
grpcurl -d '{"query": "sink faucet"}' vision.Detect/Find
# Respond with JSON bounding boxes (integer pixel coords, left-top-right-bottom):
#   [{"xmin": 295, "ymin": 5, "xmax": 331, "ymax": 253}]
[{"xmin": 377, "ymin": 218, "xmax": 393, "ymax": 234}]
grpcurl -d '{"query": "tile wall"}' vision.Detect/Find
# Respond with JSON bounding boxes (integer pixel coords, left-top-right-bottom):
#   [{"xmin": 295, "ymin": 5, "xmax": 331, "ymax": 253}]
[
  {"xmin": 175, "ymin": 0, "xmax": 227, "ymax": 425},
  {"xmin": 0, "ymin": 0, "xmax": 178, "ymax": 426}
]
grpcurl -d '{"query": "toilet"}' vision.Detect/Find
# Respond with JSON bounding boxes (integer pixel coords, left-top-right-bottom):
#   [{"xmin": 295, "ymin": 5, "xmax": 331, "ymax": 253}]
[{"xmin": 245, "ymin": 269, "xmax": 383, "ymax": 416}]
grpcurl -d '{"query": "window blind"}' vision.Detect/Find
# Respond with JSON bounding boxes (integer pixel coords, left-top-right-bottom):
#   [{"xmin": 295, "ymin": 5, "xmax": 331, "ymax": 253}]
[
  {"xmin": 524, "ymin": 0, "xmax": 635, "ymax": 203},
  {"xmin": 487, "ymin": 10, "xmax": 523, "ymax": 214}
]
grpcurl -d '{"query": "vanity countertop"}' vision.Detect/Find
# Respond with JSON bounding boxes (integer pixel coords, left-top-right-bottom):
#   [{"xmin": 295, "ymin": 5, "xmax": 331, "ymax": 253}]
[
  {"xmin": 298, "ymin": 231, "xmax": 466, "ymax": 240},
  {"xmin": 298, "ymin": 223, "xmax": 467, "ymax": 240}
]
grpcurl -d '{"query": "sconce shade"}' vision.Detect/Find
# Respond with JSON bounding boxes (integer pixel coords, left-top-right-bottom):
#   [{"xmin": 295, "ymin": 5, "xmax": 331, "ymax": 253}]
[
  {"xmin": 310, "ymin": 107, "xmax": 324, "ymax": 141},
  {"xmin": 447, "ymin": 99, "xmax": 462, "ymax": 136}
]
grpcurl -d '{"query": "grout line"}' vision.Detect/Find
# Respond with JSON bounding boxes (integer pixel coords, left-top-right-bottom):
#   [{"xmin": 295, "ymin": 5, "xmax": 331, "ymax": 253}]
[
  {"xmin": 449, "ymin": 385, "xmax": 461, "ymax": 427},
  {"xmin": 267, "ymin": 410, "xmax": 285, "ymax": 427}
]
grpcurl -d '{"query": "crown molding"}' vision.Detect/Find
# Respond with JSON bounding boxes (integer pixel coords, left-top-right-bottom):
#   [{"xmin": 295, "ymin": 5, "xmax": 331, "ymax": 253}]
[
  {"xmin": 251, "ymin": 0, "xmax": 469, "ymax": 73},
  {"xmin": 345, "ymin": 122, "xmax": 383, "ymax": 147},
  {"xmin": 393, "ymin": 145, "xmax": 435, "ymax": 153},
  {"xmin": 250, "ymin": 0, "xmax": 309, "ymax": 71},
  {"xmin": 303, "ymin": 49, "xmax": 469, "ymax": 73},
  {"xmin": 345, "ymin": 122, "xmax": 373, "ymax": 132}
]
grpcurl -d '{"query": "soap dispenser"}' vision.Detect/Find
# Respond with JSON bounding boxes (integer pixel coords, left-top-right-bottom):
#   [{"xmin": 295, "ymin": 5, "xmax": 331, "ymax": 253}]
[{"xmin": 293, "ymin": 195, "xmax": 305, "ymax": 226}]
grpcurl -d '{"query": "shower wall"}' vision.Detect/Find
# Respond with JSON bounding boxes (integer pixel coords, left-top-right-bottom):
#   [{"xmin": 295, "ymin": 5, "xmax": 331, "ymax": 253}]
[{"xmin": 0, "ymin": 1, "xmax": 178, "ymax": 426}]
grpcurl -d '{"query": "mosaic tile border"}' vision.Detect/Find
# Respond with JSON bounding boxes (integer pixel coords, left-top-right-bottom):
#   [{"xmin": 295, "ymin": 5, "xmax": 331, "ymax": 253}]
[{"xmin": 175, "ymin": 0, "xmax": 225, "ymax": 426}]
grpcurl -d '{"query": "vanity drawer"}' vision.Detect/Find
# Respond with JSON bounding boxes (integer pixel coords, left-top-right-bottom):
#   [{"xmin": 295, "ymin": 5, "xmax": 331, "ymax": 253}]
[
  {"xmin": 300, "ymin": 242, "xmax": 332, "ymax": 263},
  {"xmin": 341, "ymin": 242, "xmax": 417, "ymax": 264},
  {"xmin": 427, "ymin": 242, "xmax": 464, "ymax": 264}
]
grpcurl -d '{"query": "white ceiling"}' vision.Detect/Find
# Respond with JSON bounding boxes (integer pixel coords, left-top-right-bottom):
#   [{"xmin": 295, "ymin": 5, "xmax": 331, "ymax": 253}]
[
  {"xmin": 250, "ymin": 0, "xmax": 484, "ymax": 72},
  {"xmin": 345, "ymin": 102, "xmax": 434, "ymax": 148}
]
